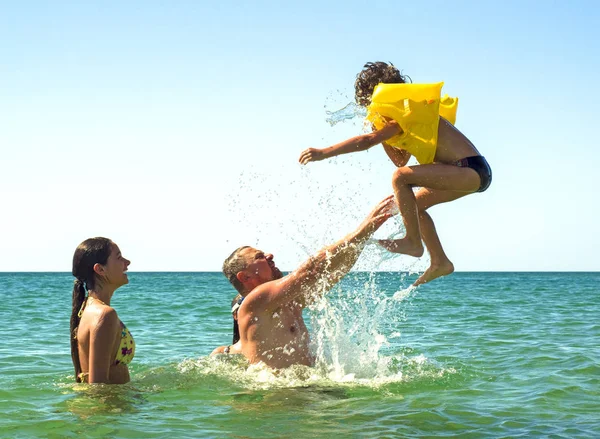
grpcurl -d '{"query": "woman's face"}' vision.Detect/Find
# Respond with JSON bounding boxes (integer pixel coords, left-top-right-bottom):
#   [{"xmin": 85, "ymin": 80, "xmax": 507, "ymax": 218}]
[{"xmin": 101, "ymin": 242, "xmax": 131, "ymax": 288}]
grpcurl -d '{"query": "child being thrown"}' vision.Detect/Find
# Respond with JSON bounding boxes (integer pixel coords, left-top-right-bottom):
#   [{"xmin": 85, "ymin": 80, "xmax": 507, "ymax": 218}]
[{"xmin": 299, "ymin": 62, "xmax": 492, "ymax": 285}]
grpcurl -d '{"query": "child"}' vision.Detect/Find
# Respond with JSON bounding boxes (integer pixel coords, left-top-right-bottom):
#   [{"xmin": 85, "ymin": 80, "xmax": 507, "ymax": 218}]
[{"xmin": 299, "ymin": 62, "xmax": 491, "ymax": 285}]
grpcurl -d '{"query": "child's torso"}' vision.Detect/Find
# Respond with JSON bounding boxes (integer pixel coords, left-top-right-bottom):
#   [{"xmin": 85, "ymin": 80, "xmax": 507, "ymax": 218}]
[{"xmin": 433, "ymin": 117, "xmax": 480, "ymax": 163}]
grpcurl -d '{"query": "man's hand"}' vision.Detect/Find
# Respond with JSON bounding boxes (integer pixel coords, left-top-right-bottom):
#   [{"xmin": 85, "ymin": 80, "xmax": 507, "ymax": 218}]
[
  {"xmin": 356, "ymin": 195, "xmax": 397, "ymax": 239},
  {"xmin": 299, "ymin": 148, "xmax": 326, "ymax": 165}
]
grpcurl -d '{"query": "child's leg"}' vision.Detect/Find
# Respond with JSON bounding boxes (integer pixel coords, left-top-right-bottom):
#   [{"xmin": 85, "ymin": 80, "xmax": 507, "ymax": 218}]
[
  {"xmin": 413, "ymin": 210, "xmax": 453, "ymax": 285},
  {"xmin": 386, "ymin": 164, "xmax": 480, "ymax": 256},
  {"xmin": 413, "ymin": 189, "xmax": 467, "ymax": 285},
  {"xmin": 379, "ymin": 187, "xmax": 470, "ymax": 283}
]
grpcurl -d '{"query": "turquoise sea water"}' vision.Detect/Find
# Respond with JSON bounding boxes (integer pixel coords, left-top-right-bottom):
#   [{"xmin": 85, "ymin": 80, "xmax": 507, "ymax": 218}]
[{"xmin": 0, "ymin": 272, "xmax": 598, "ymax": 438}]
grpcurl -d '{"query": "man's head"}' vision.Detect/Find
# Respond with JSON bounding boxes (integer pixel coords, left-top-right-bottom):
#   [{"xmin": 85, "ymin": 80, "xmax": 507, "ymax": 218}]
[
  {"xmin": 354, "ymin": 61, "xmax": 408, "ymax": 107},
  {"xmin": 222, "ymin": 246, "xmax": 283, "ymax": 294}
]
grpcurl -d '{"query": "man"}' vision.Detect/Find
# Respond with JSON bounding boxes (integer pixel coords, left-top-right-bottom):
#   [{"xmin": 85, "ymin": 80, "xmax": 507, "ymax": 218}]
[{"xmin": 215, "ymin": 196, "xmax": 395, "ymax": 369}]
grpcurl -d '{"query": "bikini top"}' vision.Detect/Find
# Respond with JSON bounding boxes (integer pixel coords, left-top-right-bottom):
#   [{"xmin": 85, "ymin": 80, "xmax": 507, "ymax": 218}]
[
  {"xmin": 366, "ymin": 82, "xmax": 458, "ymax": 164},
  {"xmin": 115, "ymin": 320, "xmax": 135, "ymax": 365}
]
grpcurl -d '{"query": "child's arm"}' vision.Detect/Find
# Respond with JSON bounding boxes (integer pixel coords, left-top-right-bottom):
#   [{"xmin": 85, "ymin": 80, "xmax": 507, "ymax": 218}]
[
  {"xmin": 383, "ymin": 143, "xmax": 411, "ymax": 167},
  {"xmin": 299, "ymin": 121, "xmax": 402, "ymax": 165}
]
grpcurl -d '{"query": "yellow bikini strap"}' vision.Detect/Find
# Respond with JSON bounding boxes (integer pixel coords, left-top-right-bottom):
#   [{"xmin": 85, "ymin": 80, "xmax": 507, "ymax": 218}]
[
  {"xmin": 77, "ymin": 296, "xmax": 88, "ymax": 318},
  {"xmin": 74, "ymin": 295, "xmax": 89, "ymax": 340}
]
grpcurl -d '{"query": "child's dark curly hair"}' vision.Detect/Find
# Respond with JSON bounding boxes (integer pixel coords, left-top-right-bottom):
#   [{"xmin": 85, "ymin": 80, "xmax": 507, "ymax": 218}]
[{"xmin": 354, "ymin": 62, "xmax": 409, "ymax": 107}]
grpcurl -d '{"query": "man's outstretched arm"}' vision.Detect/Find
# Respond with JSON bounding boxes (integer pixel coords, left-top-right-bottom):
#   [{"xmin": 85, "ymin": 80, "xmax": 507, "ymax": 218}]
[{"xmin": 248, "ymin": 196, "xmax": 396, "ymax": 313}]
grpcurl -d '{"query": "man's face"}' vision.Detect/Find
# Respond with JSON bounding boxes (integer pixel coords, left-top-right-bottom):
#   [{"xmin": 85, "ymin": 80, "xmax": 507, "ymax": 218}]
[{"xmin": 239, "ymin": 247, "xmax": 283, "ymax": 285}]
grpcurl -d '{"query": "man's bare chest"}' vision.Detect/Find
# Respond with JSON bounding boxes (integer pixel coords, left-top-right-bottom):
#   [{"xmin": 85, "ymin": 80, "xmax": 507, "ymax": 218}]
[{"xmin": 270, "ymin": 307, "xmax": 305, "ymax": 336}]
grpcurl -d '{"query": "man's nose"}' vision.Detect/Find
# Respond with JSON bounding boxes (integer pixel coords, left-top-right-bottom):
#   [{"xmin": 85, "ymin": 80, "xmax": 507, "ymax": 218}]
[{"xmin": 266, "ymin": 253, "xmax": 273, "ymax": 261}]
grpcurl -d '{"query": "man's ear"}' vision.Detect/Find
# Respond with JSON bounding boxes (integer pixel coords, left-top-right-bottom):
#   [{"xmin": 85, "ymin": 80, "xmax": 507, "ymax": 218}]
[
  {"xmin": 93, "ymin": 263, "xmax": 105, "ymax": 276},
  {"xmin": 236, "ymin": 271, "xmax": 249, "ymax": 283}
]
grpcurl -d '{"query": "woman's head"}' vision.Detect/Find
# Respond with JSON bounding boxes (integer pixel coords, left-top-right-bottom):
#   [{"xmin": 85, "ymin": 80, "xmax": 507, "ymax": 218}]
[
  {"xmin": 354, "ymin": 61, "xmax": 408, "ymax": 107},
  {"xmin": 72, "ymin": 238, "xmax": 130, "ymax": 291},
  {"xmin": 72, "ymin": 237, "xmax": 113, "ymax": 290}
]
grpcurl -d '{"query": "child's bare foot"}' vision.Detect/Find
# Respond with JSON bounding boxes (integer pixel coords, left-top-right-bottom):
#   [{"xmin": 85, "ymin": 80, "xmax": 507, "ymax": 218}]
[
  {"xmin": 413, "ymin": 260, "xmax": 454, "ymax": 286},
  {"xmin": 377, "ymin": 238, "xmax": 424, "ymax": 257}
]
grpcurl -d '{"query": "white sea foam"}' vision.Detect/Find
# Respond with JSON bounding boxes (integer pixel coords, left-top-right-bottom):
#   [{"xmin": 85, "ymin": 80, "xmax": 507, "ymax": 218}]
[{"xmin": 172, "ymin": 272, "xmax": 457, "ymax": 391}]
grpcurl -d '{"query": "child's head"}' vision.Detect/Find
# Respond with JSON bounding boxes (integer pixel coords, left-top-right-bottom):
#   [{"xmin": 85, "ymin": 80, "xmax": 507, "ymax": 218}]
[{"xmin": 354, "ymin": 62, "xmax": 408, "ymax": 107}]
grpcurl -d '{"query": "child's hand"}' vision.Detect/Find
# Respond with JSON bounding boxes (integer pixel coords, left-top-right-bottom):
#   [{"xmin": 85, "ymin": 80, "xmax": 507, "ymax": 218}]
[{"xmin": 299, "ymin": 148, "xmax": 326, "ymax": 165}]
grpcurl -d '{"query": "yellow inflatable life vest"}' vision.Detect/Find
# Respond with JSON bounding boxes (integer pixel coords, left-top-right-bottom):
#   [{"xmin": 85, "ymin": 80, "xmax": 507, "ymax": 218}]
[
  {"xmin": 440, "ymin": 94, "xmax": 458, "ymax": 125},
  {"xmin": 366, "ymin": 82, "xmax": 458, "ymax": 164}
]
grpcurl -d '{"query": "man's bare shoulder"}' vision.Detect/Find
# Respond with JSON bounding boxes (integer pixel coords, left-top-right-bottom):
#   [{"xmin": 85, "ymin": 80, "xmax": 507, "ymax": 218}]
[
  {"xmin": 242, "ymin": 279, "xmax": 278, "ymax": 308},
  {"xmin": 240, "ymin": 274, "xmax": 293, "ymax": 316}
]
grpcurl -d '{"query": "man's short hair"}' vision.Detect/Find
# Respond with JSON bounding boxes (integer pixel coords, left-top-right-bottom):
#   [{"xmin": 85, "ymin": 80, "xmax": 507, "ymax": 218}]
[{"xmin": 222, "ymin": 246, "xmax": 251, "ymax": 293}]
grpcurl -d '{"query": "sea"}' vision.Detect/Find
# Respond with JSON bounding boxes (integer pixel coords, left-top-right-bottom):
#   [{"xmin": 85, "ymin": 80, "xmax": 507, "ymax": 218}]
[{"xmin": 0, "ymin": 271, "xmax": 598, "ymax": 438}]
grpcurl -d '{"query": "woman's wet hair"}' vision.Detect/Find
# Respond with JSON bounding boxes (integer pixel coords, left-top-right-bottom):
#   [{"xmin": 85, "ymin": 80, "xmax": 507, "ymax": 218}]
[
  {"xmin": 354, "ymin": 61, "xmax": 409, "ymax": 107},
  {"xmin": 231, "ymin": 294, "xmax": 242, "ymax": 344},
  {"xmin": 70, "ymin": 237, "xmax": 113, "ymax": 382}
]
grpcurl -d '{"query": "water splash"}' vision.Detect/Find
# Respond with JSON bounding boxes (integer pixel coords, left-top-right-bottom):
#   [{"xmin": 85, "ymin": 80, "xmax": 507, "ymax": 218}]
[
  {"xmin": 392, "ymin": 285, "xmax": 417, "ymax": 301},
  {"xmin": 325, "ymin": 102, "xmax": 367, "ymax": 126},
  {"xmin": 171, "ymin": 272, "xmax": 453, "ymax": 392},
  {"xmin": 308, "ymin": 272, "xmax": 417, "ymax": 382},
  {"xmin": 174, "ymin": 347, "xmax": 455, "ymax": 393}
]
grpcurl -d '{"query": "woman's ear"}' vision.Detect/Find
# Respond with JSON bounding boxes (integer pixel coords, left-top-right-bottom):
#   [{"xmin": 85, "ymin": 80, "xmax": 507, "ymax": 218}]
[{"xmin": 93, "ymin": 263, "xmax": 105, "ymax": 276}]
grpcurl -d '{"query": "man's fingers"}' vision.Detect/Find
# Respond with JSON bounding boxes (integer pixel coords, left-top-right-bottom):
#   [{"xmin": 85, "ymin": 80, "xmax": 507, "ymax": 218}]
[
  {"xmin": 373, "ymin": 195, "xmax": 395, "ymax": 213},
  {"xmin": 379, "ymin": 194, "xmax": 395, "ymax": 205},
  {"xmin": 380, "ymin": 195, "xmax": 397, "ymax": 212},
  {"xmin": 371, "ymin": 212, "xmax": 393, "ymax": 228}
]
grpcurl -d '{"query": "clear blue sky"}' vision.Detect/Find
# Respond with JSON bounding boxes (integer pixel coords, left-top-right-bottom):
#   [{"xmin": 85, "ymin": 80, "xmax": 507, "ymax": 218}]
[{"xmin": 1, "ymin": 1, "xmax": 598, "ymax": 271}]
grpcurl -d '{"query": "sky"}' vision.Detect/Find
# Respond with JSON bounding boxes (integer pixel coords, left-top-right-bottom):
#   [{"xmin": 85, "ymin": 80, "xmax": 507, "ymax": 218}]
[{"xmin": 1, "ymin": 0, "xmax": 599, "ymax": 272}]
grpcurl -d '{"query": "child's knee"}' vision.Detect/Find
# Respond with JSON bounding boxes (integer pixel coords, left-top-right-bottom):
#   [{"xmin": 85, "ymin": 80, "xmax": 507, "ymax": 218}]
[{"xmin": 392, "ymin": 167, "xmax": 411, "ymax": 185}]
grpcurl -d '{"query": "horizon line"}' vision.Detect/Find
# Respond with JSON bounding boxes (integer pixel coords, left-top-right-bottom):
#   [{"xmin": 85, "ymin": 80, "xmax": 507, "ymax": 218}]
[{"xmin": 0, "ymin": 270, "xmax": 598, "ymax": 274}]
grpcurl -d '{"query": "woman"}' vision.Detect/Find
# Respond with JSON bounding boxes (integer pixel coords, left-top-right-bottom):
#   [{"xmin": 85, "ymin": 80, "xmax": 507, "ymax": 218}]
[
  {"xmin": 70, "ymin": 237, "xmax": 134, "ymax": 384},
  {"xmin": 210, "ymin": 294, "xmax": 243, "ymax": 356}
]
